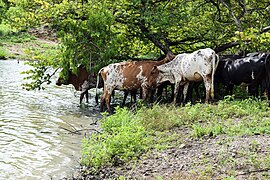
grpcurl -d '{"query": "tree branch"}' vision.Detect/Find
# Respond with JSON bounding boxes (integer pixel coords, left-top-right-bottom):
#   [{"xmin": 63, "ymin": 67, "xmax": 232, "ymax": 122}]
[
  {"xmin": 167, "ymin": 37, "xmax": 198, "ymax": 46},
  {"xmin": 261, "ymin": 25, "xmax": 270, "ymax": 33},
  {"xmin": 236, "ymin": 168, "xmax": 270, "ymax": 177},
  {"xmin": 219, "ymin": 0, "xmax": 243, "ymax": 32},
  {"xmin": 137, "ymin": 21, "xmax": 172, "ymax": 55},
  {"xmin": 214, "ymin": 41, "xmax": 240, "ymax": 53}
]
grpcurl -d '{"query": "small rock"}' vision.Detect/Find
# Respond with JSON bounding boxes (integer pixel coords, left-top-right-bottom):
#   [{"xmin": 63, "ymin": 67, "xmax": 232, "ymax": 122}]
[{"xmin": 179, "ymin": 143, "xmax": 186, "ymax": 148}]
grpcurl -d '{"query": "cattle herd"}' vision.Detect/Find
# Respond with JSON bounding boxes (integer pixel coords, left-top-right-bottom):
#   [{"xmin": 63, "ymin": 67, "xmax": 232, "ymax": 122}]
[{"xmin": 56, "ymin": 48, "xmax": 270, "ymax": 113}]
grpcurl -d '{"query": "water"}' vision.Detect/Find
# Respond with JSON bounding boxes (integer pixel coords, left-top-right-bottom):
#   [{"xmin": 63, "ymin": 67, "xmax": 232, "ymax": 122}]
[{"xmin": 0, "ymin": 60, "xmax": 102, "ymax": 180}]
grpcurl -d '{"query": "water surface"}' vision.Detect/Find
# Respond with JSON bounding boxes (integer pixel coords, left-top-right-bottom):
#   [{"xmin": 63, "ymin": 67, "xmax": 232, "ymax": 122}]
[{"xmin": 0, "ymin": 60, "xmax": 101, "ymax": 179}]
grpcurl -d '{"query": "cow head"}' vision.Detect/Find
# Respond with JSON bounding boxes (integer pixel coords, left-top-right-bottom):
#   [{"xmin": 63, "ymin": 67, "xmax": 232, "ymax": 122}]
[
  {"xmin": 56, "ymin": 70, "xmax": 70, "ymax": 86},
  {"xmin": 150, "ymin": 65, "xmax": 174, "ymax": 87},
  {"xmin": 149, "ymin": 65, "xmax": 162, "ymax": 88},
  {"xmin": 56, "ymin": 65, "xmax": 90, "ymax": 91}
]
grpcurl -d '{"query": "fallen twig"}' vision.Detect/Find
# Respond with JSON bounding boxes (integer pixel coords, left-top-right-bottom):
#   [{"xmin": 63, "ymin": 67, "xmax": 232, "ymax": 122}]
[{"xmin": 236, "ymin": 168, "xmax": 270, "ymax": 176}]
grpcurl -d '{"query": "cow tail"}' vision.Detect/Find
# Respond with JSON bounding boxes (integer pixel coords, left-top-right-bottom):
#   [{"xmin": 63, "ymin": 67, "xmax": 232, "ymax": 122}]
[
  {"xmin": 95, "ymin": 69, "xmax": 102, "ymax": 105},
  {"xmin": 211, "ymin": 54, "xmax": 219, "ymax": 99}
]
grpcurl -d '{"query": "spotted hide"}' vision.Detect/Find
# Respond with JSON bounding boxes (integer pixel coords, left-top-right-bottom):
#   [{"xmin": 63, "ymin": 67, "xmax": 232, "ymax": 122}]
[
  {"xmin": 151, "ymin": 48, "xmax": 219, "ymax": 103},
  {"xmin": 96, "ymin": 54, "xmax": 175, "ymax": 113}
]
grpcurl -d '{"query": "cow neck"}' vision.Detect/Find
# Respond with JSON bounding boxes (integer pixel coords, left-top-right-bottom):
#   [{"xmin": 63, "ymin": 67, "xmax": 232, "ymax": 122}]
[{"xmin": 158, "ymin": 54, "xmax": 175, "ymax": 65}]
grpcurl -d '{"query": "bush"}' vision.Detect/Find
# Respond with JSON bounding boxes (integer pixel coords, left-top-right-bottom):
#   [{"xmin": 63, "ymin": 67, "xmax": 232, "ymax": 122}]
[
  {"xmin": 0, "ymin": 46, "xmax": 7, "ymax": 59},
  {"xmin": 81, "ymin": 107, "xmax": 150, "ymax": 169},
  {"xmin": 0, "ymin": 23, "xmax": 11, "ymax": 36}
]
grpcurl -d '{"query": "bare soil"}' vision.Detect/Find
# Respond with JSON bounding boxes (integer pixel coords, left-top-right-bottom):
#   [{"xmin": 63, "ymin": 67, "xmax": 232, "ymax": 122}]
[
  {"xmin": 3, "ymin": 26, "xmax": 57, "ymax": 59},
  {"xmin": 72, "ymin": 129, "xmax": 270, "ymax": 180}
]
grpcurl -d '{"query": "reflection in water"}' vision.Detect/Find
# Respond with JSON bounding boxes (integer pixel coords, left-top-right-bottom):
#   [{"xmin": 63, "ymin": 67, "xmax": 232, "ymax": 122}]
[{"xmin": 0, "ymin": 60, "xmax": 101, "ymax": 179}]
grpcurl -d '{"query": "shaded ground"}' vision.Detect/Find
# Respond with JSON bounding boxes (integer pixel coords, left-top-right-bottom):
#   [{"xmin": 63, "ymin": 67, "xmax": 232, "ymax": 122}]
[{"xmin": 72, "ymin": 129, "xmax": 270, "ymax": 180}]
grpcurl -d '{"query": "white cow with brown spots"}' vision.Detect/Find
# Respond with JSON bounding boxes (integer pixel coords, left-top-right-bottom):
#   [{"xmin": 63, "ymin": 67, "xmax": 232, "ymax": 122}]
[
  {"xmin": 96, "ymin": 54, "xmax": 175, "ymax": 113},
  {"xmin": 150, "ymin": 48, "xmax": 219, "ymax": 104}
]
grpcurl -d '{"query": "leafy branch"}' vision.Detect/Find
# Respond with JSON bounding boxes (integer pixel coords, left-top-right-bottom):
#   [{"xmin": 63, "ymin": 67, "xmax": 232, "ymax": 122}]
[{"xmin": 22, "ymin": 65, "xmax": 59, "ymax": 91}]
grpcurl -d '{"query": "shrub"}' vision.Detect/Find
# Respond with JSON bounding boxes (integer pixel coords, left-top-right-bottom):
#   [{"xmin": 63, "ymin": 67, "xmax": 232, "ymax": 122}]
[
  {"xmin": 0, "ymin": 46, "xmax": 7, "ymax": 59},
  {"xmin": 0, "ymin": 23, "xmax": 11, "ymax": 36},
  {"xmin": 81, "ymin": 107, "xmax": 150, "ymax": 169}
]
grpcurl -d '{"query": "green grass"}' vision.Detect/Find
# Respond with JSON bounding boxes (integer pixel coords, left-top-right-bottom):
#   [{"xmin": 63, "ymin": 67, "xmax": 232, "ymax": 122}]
[
  {"xmin": 0, "ymin": 23, "xmax": 35, "ymax": 43},
  {"xmin": 81, "ymin": 98, "xmax": 270, "ymax": 171}
]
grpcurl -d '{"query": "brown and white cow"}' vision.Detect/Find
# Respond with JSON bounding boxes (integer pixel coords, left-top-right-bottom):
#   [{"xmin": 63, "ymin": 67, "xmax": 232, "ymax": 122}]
[
  {"xmin": 96, "ymin": 53, "xmax": 175, "ymax": 113},
  {"xmin": 150, "ymin": 48, "xmax": 219, "ymax": 104},
  {"xmin": 56, "ymin": 65, "xmax": 94, "ymax": 104}
]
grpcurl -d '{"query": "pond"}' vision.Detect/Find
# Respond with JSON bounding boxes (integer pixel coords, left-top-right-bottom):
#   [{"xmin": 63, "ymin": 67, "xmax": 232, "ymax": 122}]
[{"xmin": 0, "ymin": 60, "xmax": 101, "ymax": 179}]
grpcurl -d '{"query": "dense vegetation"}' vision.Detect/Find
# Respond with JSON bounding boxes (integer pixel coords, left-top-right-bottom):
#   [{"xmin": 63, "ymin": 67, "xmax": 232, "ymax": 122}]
[
  {"xmin": 81, "ymin": 98, "xmax": 270, "ymax": 178},
  {"xmin": 1, "ymin": 0, "xmax": 270, "ymax": 89}
]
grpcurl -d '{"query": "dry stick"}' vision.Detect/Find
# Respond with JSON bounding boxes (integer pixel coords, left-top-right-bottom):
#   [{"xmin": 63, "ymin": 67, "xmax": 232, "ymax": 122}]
[
  {"xmin": 236, "ymin": 168, "xmax": 270, "ymax": 176},
  {"xmin": 60, "ymin": 121, "xmax": 101, "ymax": 135},
  {"xmin": 60, "ymin": 126, "xmax": 101, "ymax": 135}
]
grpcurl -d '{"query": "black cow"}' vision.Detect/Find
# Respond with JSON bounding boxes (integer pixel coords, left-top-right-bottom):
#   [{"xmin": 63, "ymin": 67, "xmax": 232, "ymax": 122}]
[{"xmin": 215, "ymin": 52, "xmax": 270, "ymax": 99}]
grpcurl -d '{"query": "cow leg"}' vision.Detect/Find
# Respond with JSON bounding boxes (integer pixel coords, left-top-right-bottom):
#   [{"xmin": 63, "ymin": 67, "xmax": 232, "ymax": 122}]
[
  {"xmin": 203, "ymin": 75, "xmax": 212, "ymax": 102},
  {"xmin": 80, "ymin": 92, "xmax": 84, "ymax": 104},
  {"xmin": 268, "ymin": 85, "xmax": 270, "ymax": 101},
  {"xmin": 105, "ymin": 91, "xmax": 112, "ymax": 114},
  {"xmin": 183, "ymin": 82, "xmax": 190, "ymax": 104},
  {"xmin": 186, "ymin": 82, "xmax": 193, "ymax": 102},
  {"xmin": 149, "ymin": 89, "xmax": 156, "ymax": 103},
  {"xmin": 111, "ymin": 90, "xmax": 115, "ymax": 103},
  {"xmin": 170, "ymin": 84, "xmax": 175, "ymax": 103},
  {"xmin": 79, "ymin": 90, "xmax": 88, "ymax": 104},
  {"xmin": 131, "ymin": 90, "xmax": 137, "ymax": 104},
  {"xmin": 156, "ymin": 85, "xmax": 164, "ymax": 102},
  {"xmin": 173, "ymin": 82, "xmax": 181, "ymax": 104},
  {"xmin": 85, "ymin": 91, "xmax": 89, "ymax": 103},
  {"xmin": 80, "ymin": 80, "xmax": 90, "ymax": 104},
  {"xmin": 100, "ymin": 88, "xmax": 112, "ymax": 113},
  {"xmin": 227, "ymin": 84, "xmax": 234, "ymax": 95},
  {"xmin": 141, "ymin": 83, "xmax": 149, "ymax": 101},
  {"xmin": 100, "ymin": 94, "xmax": 105, "ymax": 112},
  {"xmin": 139, "ymin": 88, "xmax": 143, "ymax": 99},
  {"xmin": 121, "ymin": 90, "xmax": 129, "ymax": 107}
]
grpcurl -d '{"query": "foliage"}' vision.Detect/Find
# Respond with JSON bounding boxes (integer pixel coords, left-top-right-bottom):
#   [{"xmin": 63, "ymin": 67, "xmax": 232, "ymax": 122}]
[
  {"xmin": 0, "ymin": 23, "xmax": 11, "ymax": 36},
  {"xmin": 1, "ymin": 0, "xmax": 270, "ymax": 90},
  {"xmin": 20, "ymin": 41, "xmax": 60, "ymax": 90}
]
